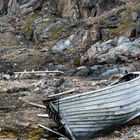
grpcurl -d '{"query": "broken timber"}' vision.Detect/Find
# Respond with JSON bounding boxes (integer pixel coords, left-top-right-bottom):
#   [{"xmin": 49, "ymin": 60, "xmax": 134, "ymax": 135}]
[
  {"xmin": 37, "ymin": 124, "xmax": 66, "ymax": 138},
  {"xmin": 28, "ymin": 102, "xmax": 46, "ymax": 109},
  {"xmin": 48, "ymin": 88, "xmax": 76, "ymax": 99},
  {"xmin": 44, "ymin": 72, "xmax": 140, "ymax": 140},
  {"xmin": 14, "ymin": 70, "xmax": 64, "ymax": 77}
]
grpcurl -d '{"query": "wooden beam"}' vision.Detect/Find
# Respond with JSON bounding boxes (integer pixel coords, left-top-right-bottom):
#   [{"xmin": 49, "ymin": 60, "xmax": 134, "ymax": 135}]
[
  {"xmin": 14, "ymin": 70, "xmax": 64, "ymax": 74},
  {"xmin": 48, "ymin": 88, "xmax": 76, "ymax": 99},
  {"xmin": 37, "ymin": 124, "xmax": 66, "ymax": 138},
  {"xmin": 28, "ymin": 102, "xmax": 46, "ymax": 109},
  {"xmin": 37, "ymin": 114, "xmax": 49, "ymax": 118}
]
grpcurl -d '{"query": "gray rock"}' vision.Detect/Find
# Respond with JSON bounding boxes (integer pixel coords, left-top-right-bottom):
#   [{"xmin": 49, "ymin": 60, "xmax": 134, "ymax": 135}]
[
  {"xmin": 52, "ymin": 35, "xmax": 75, "ymax": 53},
  {"xmin": 90, "ymin": 65, "xmax": 103, "ymax": 70},
  {"xmin": 101, "ymin": 67, "xmax": 130, "ymax": 79},
  {"xmin": 55, "ymin": 64, "xmax": 68, "ymax": 71},
  {"xmin": 114, "ymin": 41, "xmax": 140, "ymax": 57},
  {"xmin": 2, "ymin": 74, "xmax": 11, "ymax": 80},
  {"xmin": 123, "ymin": 131, "xmax": 138, "ymax": 139},
  {"xmin": 97, "ymin": 52, "xmax": 119, "ymax": 64},
  {"xmin": 117, "ymin": 36, "xmax": 130, "ymax": 46},
  {"xmin": 75, "ymin": 66, "xmax": 89, "ymax": 76},
  {"xmin": 131, "ymin": 11, "xmax": 140, "ymax": 21}
]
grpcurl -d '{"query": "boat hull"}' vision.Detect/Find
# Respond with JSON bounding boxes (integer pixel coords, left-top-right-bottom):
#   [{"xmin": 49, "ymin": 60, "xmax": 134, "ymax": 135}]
[{"xmin": 44, "ymin": 72, "xmax": 140, "ymax": 140}]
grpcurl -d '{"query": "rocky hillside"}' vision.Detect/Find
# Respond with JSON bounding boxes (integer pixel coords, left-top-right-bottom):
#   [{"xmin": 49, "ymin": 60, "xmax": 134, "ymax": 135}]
[
  {"xmin": 1, "ymin": 0, "xmax": 140, "ymax": 139},
  {"xmin": 0, "ymin": 0, "xmax": 140, "ymax": 77}
]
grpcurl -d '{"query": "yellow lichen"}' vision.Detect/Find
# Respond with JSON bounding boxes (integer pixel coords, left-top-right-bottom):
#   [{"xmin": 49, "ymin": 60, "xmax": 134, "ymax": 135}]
[
  {"xmin": 0, "ymin": 132, "xmax": 16, "ymax": 138},
  {"xmin": 26, "ymin": 129, "xmax": 42, "ymax": 140}
]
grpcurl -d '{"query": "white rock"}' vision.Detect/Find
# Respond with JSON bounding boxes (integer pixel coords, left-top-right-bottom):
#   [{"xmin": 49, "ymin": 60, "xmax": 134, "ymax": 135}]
[{"xmin": 117, "ymin": 36, "xmax": 130, "ymax": 46}]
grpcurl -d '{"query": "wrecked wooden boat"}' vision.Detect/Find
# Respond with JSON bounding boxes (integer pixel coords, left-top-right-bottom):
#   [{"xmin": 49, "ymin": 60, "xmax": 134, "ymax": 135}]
[{"xmin": 44, "ymin": 72, "xmax": 140, "ymax": 140}]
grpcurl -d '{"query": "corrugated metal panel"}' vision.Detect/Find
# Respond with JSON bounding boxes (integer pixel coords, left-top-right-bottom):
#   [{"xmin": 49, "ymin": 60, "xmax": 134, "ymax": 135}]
[{"xmin": 46, "ymin": 72, "xmax": 140, "ymax": 140}]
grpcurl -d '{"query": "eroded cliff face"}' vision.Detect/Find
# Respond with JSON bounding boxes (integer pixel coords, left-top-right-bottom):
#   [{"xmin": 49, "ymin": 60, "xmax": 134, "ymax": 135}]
[
  {"xmin": 56, "ymin": 0, "xmax": 124, "ymax": 18},
  {"xmin": 0, "ymin": 0, "xmax": 124, "ymax": 18}
]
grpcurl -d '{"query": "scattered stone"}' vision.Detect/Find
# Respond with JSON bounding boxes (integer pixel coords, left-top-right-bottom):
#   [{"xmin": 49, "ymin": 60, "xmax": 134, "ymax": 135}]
[
  {"xmin": 75, "ymin": 66, "xmax": 89, "ymax": 76},
  {"xmin": 123, "ymin": 131, "xmax": 138, "ymax": 139}
]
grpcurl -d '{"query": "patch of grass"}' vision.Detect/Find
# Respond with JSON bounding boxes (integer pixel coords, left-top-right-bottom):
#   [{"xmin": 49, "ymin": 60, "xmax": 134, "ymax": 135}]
[{"xmin": 109, "ymin": 21, "xmax": 136, "ymax": 35}]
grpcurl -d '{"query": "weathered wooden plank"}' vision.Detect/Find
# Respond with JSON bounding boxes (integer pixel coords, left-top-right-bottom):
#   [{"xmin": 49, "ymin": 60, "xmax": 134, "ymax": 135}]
[
  {"xmin": 48, "ymin": 88, "xmax": 76, "ymax": 99},
  {"xmin": 37, "ymin": 114, "xmax": 49, "ymax": 118},
  {"xmin": 29, "ymin": 102, "xmax": 46, "ymax": 109},
  {"xmin": 14, "ymin": 70, "xmax": 64, "ymax": 74},
  {"xmin": 59, "ymin": 86, "xmax": 140, "ymax": 110},
  {"xmin": 59, "ymin": 80, "xmax": 140, "ymax": 104},
  {"xmin": 37, "ymin": 124, "xmax": 65, "ymax": 137},
  {"xmin": 59, "ymin": 82, "xmax": 140, "ymax": 105}
]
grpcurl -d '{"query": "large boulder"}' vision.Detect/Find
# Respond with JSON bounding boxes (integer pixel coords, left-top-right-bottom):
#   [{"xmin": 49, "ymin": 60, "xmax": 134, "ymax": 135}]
[
  {"xmin": 81, "ymin": 37, "xmax": 140, "ymax": 65},
  {"xmin": 52, "ymin": 35, "xmax": 75, "ymax": 53}
]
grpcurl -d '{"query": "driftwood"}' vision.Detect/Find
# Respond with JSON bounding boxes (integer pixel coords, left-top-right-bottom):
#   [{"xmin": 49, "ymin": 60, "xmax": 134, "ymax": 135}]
[
  {"xmin": 28, "ymin": 102, "xmax": 46, "ymax": 109},
  {"xmin": 48, "ymin": 88, "xmax": 76, "ymax": 99},
  {"xmin": 37, "ymin": 124, "xmax": 66, "ymax": 137},
  {"xmin": 37, "ymin": 114, "xmax": 49, "ymax": 118},
  {"xmin": 14, "ymin": 70, "xmax": 64, "ymax": 75}
]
